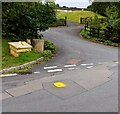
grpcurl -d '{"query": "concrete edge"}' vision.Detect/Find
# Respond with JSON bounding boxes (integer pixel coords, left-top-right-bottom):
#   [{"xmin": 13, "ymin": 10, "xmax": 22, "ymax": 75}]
[{"xmin": 0, "ymin": 57, "xmax": 44, "ymax": 74}]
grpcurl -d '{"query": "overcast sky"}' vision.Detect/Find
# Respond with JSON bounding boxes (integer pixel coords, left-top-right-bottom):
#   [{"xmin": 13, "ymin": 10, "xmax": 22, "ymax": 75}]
[{"xmin": 55, "ymin": 0, "xmax": 92, "ymax": 8}]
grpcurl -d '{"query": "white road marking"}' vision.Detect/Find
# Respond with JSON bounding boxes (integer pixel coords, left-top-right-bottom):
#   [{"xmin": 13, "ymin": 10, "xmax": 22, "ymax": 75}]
[
  {"xmin": 115, "ymin": 61, "xmax": 119, "ymax": 64},
  {"xmin": 81, "ymin": 64, "xmax": 87, "ymax": 66},
  {"xmin": 47, "ymin": 69, "xmax": 63, "ymax": 73},
  {"xmin": 0, "ymin": 73, "xmax": 17, "ymax": 77},
  {"xmin": 34, "ymin": 72, "xmax": 40, "ymax": 74},
  {"xmin": 86, "ymin": 66, "xmax": 93, "ymax": 69},
  {"xmin": 68, "ymin": 68, "xmax": 78, "ymax": 70},
  {"xmin": 81, "ymin": 63, "xmax": 94, "ymax": 66},
  {"xmin": 87, "ymin": 63, "xmax": 94, "ymax": 66},
  {"xmin": 44, "ymin": 66, "xmax": 58, "ymax": 70},
  {"xmin": 64, "ymin": 64, "xmax": 76, "ymax": 68}
]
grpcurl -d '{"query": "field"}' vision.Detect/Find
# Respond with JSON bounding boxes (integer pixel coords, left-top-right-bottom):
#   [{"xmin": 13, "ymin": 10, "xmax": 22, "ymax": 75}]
[{"xmin": 57, "ymin": 10, "xmax": 105, "ymax": 23}]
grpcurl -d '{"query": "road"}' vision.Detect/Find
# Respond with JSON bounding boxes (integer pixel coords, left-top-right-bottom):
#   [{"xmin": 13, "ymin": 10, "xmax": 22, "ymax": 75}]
[{"xmin": 2, "ymin": 22, "xmax": 118, "ymax": 112}]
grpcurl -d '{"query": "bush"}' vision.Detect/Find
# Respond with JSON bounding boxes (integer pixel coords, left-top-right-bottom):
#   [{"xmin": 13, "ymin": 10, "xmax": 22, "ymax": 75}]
[
  {"xmin": 104, "ymin": 40, "xmax": 113, "ymax": 44},
  {"xmin": 80, "ymin": 30, "xmax": 91, "ymax": 39},
  {"xmin": 44, "ymin": 40, "xmax": 56, "ymax": 54},
  {"xmin": 42, "ymin": 50, "xmax": 53, "ymax": 61}
]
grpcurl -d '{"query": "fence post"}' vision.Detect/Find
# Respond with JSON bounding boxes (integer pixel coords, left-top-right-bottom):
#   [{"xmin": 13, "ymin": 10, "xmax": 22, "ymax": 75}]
[
  {"xmin": 97, "ymin": 28, "xmax": 100, "ymax": 38},
  {"xmin": 90, "ymin": 27, "xmax": 92, "ymax": 36},
  {"xmin": 64, "ymin": 16, "xmax": 67, "ymax": 26},
  {"xmin": 85, "ymin": 18, "xmax": 86, "ymax": 23},
  {"xmin": 84, "ymin": 25, "xmax": 86, "ymax": 32},
  {"xmin": 80, "ymin": 18, "xmax": 82, "ymax": 24},
  {"xmin": 86, "ymin": 22, "xmax": 88, "ymax": 28}
]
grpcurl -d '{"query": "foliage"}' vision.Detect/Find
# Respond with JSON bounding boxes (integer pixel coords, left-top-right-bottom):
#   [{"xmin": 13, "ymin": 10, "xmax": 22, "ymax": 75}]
[
  {"xmin": 2, "ymin": 39, "xmax": 43, "ymax": 69},
  {"xmin": 87, "ymin": 4, "xmax": 120, "ymax": 43},
  {"xmin": 44, "ymin": 40, "xmax": 56, "ymax": 54},
  {"xmin": 80, "ymin": 30, "xmax": 119, "ymax": 47},
  {"xmin": 105, "ymin": 6, "xmax": 120, "ymax": 28},
  {"xmin": 87, "ymin": 2, "xmax": 120, "ymax": 17},
  {"xmin": 2, "ymin": 38, "xmax": 57, "ymax": 69},
  {"xmin": 90, "ymin": 15, "xmax": 101, "ymax": 29},
  {"xmin": 3, "ymin": 66, "xmax": 32, "ymax": 74},
  {"xmin": 42, "ymin": 50, "xmax": 53, "ymax": 61},
  {"xmin": 2, "ymin": 2, "xmax": 56, "ymax": 40},
  {"xmin": 105, "ymin": 5, "xmax": 120, "ymax": 43}
]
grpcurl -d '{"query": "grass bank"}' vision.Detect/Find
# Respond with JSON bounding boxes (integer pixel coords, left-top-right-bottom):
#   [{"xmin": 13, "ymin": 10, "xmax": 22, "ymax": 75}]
[
  {"xmin": 2, "ymin": 39, "xmax": 56, "ymax": 70},
  {"xmin": 57, "ymin": 10, "xmax": 105, "ymax": 23},
  {"xmin": 2, "ymin": 39, "xmax": 44, "ymax": 69}
]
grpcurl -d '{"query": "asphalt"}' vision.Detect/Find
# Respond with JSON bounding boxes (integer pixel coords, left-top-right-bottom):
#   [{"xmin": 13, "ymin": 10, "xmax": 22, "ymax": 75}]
[{"xmin": 1, "ymin": 22, "xmax": 118, "ymax": 112}]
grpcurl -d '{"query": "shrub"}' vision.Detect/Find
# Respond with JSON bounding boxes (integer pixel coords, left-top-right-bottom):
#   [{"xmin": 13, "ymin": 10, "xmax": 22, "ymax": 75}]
[
  {"xmin": 42, "ymin": 50, "xmax": 53, "ymax": 61},
  {"xmin": 105, "ymin": 40, "xmax": 113, "ymax": 44},
  {"xmin": 44, "ymin": 40, "xmax": 56, "ymax": 54}
]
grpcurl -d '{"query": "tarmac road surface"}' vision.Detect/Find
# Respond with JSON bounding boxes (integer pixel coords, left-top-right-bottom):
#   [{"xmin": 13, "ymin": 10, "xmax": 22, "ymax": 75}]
[{"xmin": 2, "ymin": 22, "xmax": 118, "ymax": 112}]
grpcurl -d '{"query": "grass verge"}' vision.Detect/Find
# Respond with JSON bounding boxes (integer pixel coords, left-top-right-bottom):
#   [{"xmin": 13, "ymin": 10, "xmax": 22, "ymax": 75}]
[
  {"xmin": 2, "ymin": 65, "xmax": 32, "ymax": 74},
  {"xmin": 2, "ymin": 38, "xmax": 56, "ymax": 70},
  {"xmin": 57, "ymin": 10, "xmax": 105, "ymax": 23}
]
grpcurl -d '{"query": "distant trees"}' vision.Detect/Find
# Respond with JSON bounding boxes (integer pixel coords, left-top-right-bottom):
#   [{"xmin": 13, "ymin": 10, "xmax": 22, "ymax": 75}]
[
  {"xmin": 105, "ymin": 5, "xmax": 120, "ymax": 42},
  {"xmin": 2, "ymin": 2, "xmax": 56, "ymax": 40},
  {"xmin": 87, "ymin": 3, "xmax": 120, "ymax": 43},
  {"xmin": 87, "ymin": 2, "xmax": 120, "ymax": 17}
]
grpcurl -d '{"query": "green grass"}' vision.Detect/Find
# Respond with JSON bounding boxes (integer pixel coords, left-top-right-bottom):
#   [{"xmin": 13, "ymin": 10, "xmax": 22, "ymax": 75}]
[
  {"xmin": 57, "ymin": 10, "xmax": 105, "ymax": 23},
  {"xmin": 2, "ymin": 65, "xmax": 32, "ymax": 74},
  {"xmin": 2, "ymin": 39, "xmax": 43, "ymax": 69}
]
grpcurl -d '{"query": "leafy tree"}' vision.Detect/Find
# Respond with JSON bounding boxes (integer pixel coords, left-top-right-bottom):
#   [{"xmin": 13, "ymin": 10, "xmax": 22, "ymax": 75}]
[
  {"xmin": 87, "ymin": 2, "xmax": 120, "ymax": 17},
  {"xmin": 105, "ymin": 5, "xmax": 120, "ymax": 42},
  {"xmin": 2, "ymin": 2, "xmax": 56, "ymax": 41},
  {"xmin": 90, "ymin": 15, "xmax": 101, "ymax": 29},
  {"xmin": 105, "ymin": 5, "xmax": 120, "ymax": 28}
]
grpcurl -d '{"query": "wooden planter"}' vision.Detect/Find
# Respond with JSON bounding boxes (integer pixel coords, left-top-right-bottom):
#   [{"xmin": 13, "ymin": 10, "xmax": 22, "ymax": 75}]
[
  {"xmin": 33, "ymin": 39, "xmax": 44, "ymax": 52},
  {"xmin": 8, "ymin": 41, "xmax": 32, "ymax": 57}
]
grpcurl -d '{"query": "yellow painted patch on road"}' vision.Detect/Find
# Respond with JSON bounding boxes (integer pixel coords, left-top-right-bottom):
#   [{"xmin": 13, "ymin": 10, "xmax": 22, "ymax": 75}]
[{"xmin": 53, "ymin": 82, "xmax": 66, "ymax": 88}]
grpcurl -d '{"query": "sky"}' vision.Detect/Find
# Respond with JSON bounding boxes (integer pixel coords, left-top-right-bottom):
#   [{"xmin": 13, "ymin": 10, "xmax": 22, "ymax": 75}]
[{"xmin": 55, "ymin": 0, "xmax": 92, "ymax": 8}]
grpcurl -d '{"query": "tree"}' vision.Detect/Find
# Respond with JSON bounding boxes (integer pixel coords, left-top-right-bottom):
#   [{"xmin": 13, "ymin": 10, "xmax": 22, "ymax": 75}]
[
  {"xmin": 90, "ymin": 15, "xmax": 100, "ymax": 29},
  {"xmin": 2, "ymin": 2, "xmax": 56, "ymax": 41},
  {"xmin": 105, "ymin": 5, "xmax": 120, "ymax": 42},
  {"xmin": 87, "ymin": 2, "xmax": 120, "ymax": 17},
  {"xmin": 105, "ymin": 5, "xmax": 120, "ymax": 28}
]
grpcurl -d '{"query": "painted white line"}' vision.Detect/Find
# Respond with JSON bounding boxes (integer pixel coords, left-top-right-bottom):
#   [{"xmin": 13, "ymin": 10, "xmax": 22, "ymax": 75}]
[
  {"xmin": 0, "ymin": 73, "xmax": 17, "ymax": 77},
  {"xmin": 81, "ymin": 63, "xmax": 94, "ymax": 66},
  {"xmin": 87, "ymin": 63, "xmax": 94, "ymax": 66},
  {"xmin": 44, "ymin": 66, "xmax": 58, "ymax": 70},
  {"xmin": 86, "ymin": 66, "xmax": 93, "ymax": 69},
  {"xmin": 68, "ymin": 68, "xmax": 78, "ymax": 70},
  {"xmin": 64, "ymin": 64, "xmax": 76, "ymax": 68},
  {"xmin": 115, "ymin": 62, "xmax": 119, "ymax": 64},
  {"xmin": 34, "ymin": 71, "xmax": 40, "ymax": 74},
  {"xmin": 47, "ymin": 69, "xmax": 63, "ymax": 73},
  {"xmin": 81, "ymin": 64, "xmax": 87, "ymax": 66}
]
